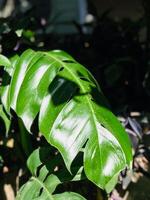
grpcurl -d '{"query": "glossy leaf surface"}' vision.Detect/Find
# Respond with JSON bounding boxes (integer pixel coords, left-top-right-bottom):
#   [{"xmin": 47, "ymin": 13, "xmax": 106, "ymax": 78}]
[{"xmin": 1, "ymin": 49, "xmax": 132, "ymax": 192}]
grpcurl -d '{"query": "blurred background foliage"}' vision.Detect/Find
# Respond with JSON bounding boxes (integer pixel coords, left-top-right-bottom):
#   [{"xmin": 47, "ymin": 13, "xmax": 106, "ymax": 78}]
[{"xmin": 1, "ymin": 0, "xmax": 150, "ymax": 200}]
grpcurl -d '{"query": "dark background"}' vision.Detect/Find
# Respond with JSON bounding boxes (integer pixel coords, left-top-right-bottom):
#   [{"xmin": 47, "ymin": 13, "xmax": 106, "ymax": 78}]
[{"xmin": 1, "ymin": 0, "xmax": 150, "ymax": 114}]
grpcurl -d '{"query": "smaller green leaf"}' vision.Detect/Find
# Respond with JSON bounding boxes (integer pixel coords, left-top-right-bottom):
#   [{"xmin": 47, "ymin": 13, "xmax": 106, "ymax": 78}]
[
  {"xmin": 27, "ymin": 147, "xmax": 84, "ymax": 182},
  {"xmin": 0, "ymin": 55, "xmax": 19, "ymax": 114},
  {"xmin": 0, "ymin": 105, "xmax": 10, "ymax": 135},
  {"xmin": 27, "ymin": 147, "xmax": 52, "ymax": 175},
  {"xmin": 17, "ymin": 174, "xmax": 86, "ymax": 200},
  {"xmin": 0, "ymin": 54, "xmax": 11, "ymax": 68},
  {"xmin": 17, "ymin": 147, "xmax": 86, "ymax": 200}
]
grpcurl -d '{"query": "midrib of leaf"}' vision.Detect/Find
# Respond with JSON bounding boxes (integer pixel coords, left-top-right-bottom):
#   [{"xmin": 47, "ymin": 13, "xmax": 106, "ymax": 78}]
[
  {"xmin": 46, "ymin": 52, "xmax": 97, "ymax": 121},
  {"xmin": 46, "ymin": 52, "xmax": 98, "ymax": 126},
  {"xmin": 46, "ymin": 52, "xmax": 102, "ymax": 166},
  {"xmin": 31, "ymin": 177, "xmax": 55, "ymax": 200}
]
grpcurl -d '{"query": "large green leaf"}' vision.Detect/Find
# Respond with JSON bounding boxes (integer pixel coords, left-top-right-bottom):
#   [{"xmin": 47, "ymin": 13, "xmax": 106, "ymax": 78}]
[
  {"xmin": 1, "ymin": 49, "xmax": 132, "ymax": 192},
  {"xmin": 16, "ymin": 147, "xmax": 85, "ymax": 200}
]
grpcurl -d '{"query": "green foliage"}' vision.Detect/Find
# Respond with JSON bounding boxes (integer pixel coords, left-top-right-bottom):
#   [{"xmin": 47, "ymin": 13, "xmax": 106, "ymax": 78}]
[
  {"xmin": 0, "ymin": 105, "xmax": 10, "ymax": 134},
  {"xmin": 0, "ymin": 54, "xmax": 11, "ymax": 68},
  {"xmin": 0, "ymin": 49, "xmax": 132, "ymax": 197},
  {"xmin": 16, "ymin": 147, "xmax": 85, "ymax": 200}
]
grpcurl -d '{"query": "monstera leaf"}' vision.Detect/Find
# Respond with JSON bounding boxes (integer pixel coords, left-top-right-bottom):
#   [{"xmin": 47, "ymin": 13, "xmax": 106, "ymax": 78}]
[
  {"xmin": 0, "ymin": 49, "xmax": 132, "ymax": 192},
  {"xmin": 0, "ymin": 54, "xmax": 11, "ymax": 68},
  {"xmin": 16, "ymin": 147, "xmax": 86, "ymax": 200}
]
